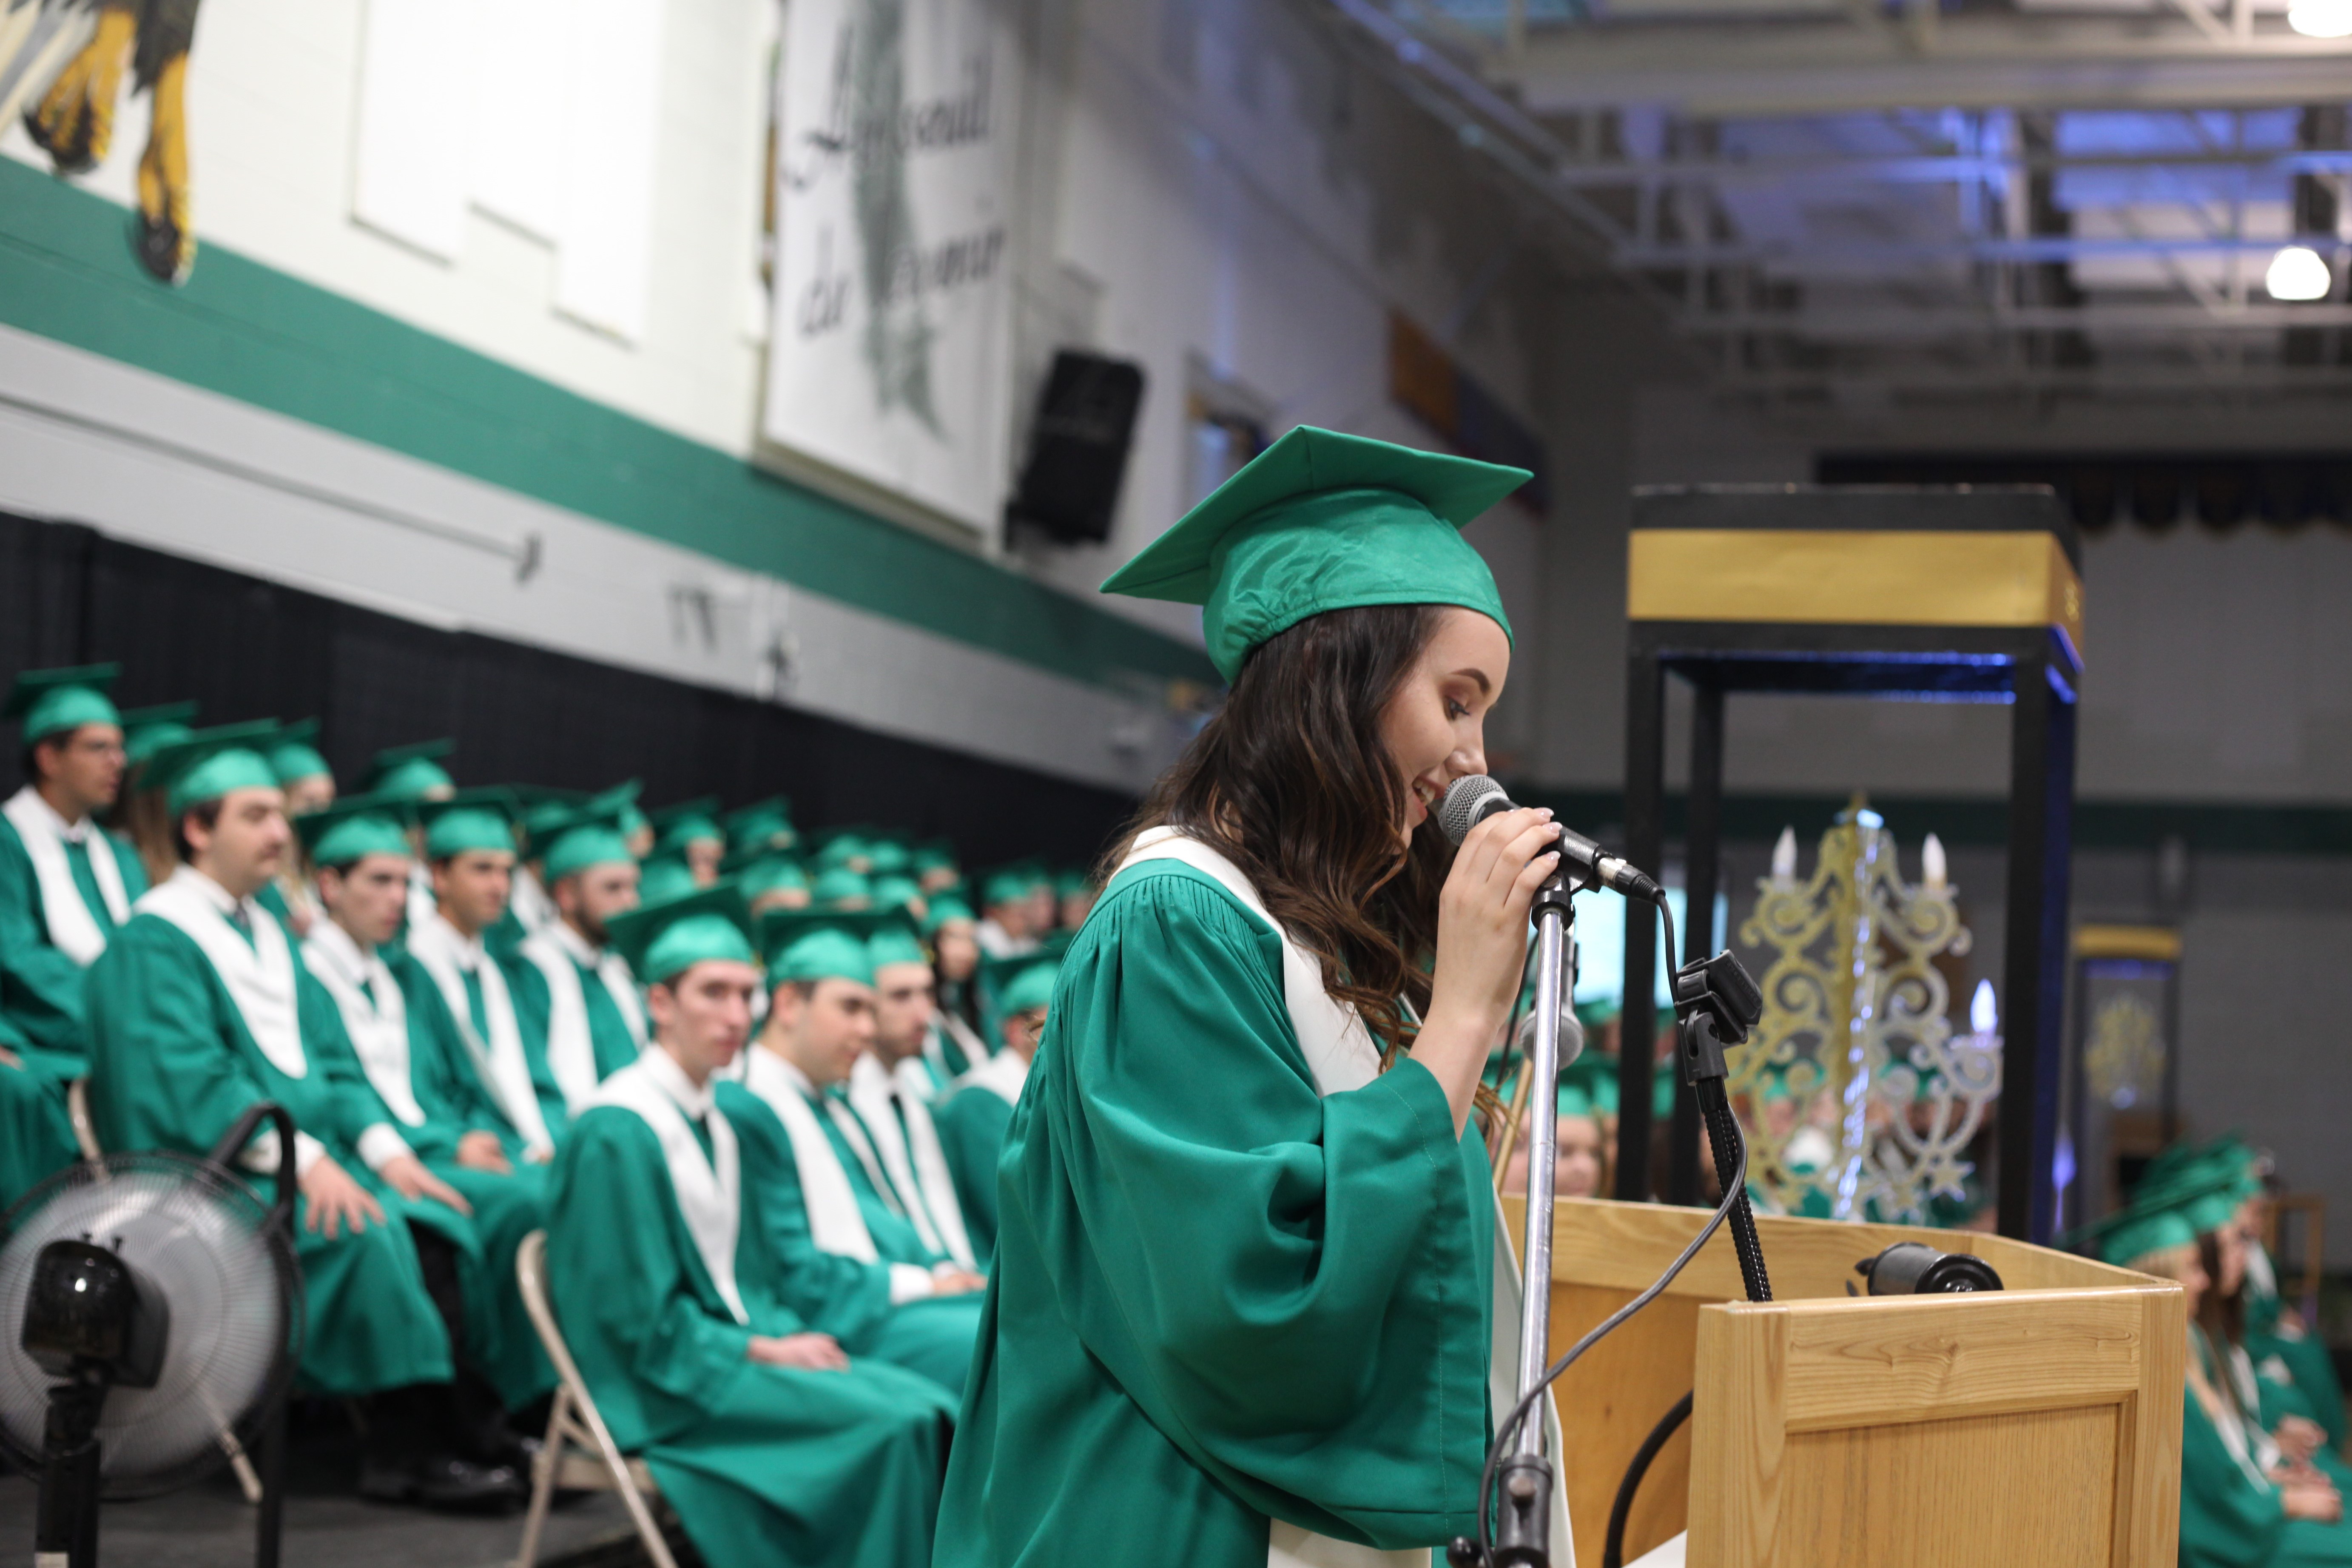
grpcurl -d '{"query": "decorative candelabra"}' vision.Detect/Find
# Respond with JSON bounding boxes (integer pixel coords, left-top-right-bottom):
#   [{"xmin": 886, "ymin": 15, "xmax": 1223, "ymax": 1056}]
[{"xmin": 1733, "ymin": 795, "xmax": 1995, "ymax": 1226}]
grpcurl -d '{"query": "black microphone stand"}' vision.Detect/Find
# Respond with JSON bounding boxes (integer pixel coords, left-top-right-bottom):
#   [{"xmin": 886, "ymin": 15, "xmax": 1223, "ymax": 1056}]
[{"xmin": 1487, "ymin": 860, "xmax": 1585, "ymax": 1567}]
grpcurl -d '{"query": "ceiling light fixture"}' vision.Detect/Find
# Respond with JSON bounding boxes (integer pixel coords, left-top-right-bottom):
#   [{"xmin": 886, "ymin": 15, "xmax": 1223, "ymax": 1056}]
[
  {"xmin": 2288, "ymin": 0, "xmax": 2352, "ymax": 35},
  {"xmin": 2266, "ymin": 245, "xmax": 2332, "ymax": 302}
]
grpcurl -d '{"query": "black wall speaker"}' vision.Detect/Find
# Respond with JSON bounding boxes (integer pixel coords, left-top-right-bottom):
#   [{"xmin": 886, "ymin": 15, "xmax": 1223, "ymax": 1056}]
[{"xmin": 1006, "ymin": 351, "xmax": 1146, "ymax": 545}]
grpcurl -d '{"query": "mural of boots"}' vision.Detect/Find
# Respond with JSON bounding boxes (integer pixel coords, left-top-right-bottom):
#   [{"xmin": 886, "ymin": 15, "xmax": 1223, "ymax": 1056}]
[{"xmin": 21, "ymin": 0, "xmax": 203, "ymax": 284}]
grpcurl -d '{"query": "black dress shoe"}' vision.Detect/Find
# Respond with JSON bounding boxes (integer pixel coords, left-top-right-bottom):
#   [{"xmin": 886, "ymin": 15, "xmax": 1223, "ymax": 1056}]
[{"xmin": 360, "ymin": 1453, "xmax": 527, "ymax": 1513}]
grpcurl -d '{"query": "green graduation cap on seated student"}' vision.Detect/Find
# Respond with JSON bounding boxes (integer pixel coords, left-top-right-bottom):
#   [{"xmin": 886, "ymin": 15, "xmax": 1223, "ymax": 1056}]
[
  {"xmin": 812, "ymin": 831, "xmax": 872, "ymax": 874},
  {"xmin": 416, "ymin": 788, "xmax": 520, "ymax": 860},
  {"xmin": 759, "ymin": 908, "xmax": 882, "ymax": 989},
  {"xmin": 650, "ymin": 797, "xmax": 725, "ymax": 858},
  {"xmin": 637, "ymin": 854, "xmax": 699, "ymax": 906},
  {"xmin": 1099, "ymin": 425, "xmax": 1528, "ymax": 683},
  {"xmin": 537, "ymin": 799, "xmax": 638, "ymax": 883},
  {"xmin": 296, "ymin": 792, "xmax": 414, "ymax": 869},
  {"xmin": 812, "ymin": 865, "xmax": 874, "ymax": 911},
  {"xmin": 267, "ymin": 718, "xmax": 332, "ymax": 786},
  {"xmin": 922, "ymin": 894, "xmax": 975, "ymax": 936},
  {"xmin": 868, "ymin": 914, "xmax": 930, "ymax": 973},
  {"xmin": 607, "ymin": 881, "xmax": 757, "ymax": 988},
  {"xmin": 142, "ymin": 720, "xmax": 284, "ymax": 817},
  {"xmin": 360, "ymin": 739, "xmax": 457, "ymax": 801},
  {"xmin": 912, "ymin": 839, "xmax": 958, "ymax": 876},
  {"xmin": 6, "ymin": 664, "xmax": 122, "ymax": 744},
  {"xmin": 118, "ymin": 700, "xmax": 198, "ymax": 773},
  {"xmin": 724, "ymin": 795, "xmax": 797, "ymax": 854}
]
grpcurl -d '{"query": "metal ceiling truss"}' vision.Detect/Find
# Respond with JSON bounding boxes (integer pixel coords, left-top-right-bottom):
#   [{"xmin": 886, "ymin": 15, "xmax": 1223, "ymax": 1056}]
[{"xmin": 1320, "ymin": 0, "xmax": 2352, "ymax": 405}]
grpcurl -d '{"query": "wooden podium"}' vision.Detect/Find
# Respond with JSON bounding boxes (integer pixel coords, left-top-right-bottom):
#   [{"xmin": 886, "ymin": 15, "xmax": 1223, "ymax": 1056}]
[{"xmin": 1512, "ymin": 1196, "xmax": 2185, "ymax": 1568}]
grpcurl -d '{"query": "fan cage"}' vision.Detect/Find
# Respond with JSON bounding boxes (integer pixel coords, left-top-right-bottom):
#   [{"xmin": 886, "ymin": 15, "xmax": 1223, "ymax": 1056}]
[{"xmin": 0, "ymin": 1150, "xmax": 304, "ymax": 1500}]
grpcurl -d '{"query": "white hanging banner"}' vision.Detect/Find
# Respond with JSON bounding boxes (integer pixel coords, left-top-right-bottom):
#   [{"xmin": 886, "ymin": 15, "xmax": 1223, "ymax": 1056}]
[{"xmin": 761, "ymin": 0, "xmax": 1018, "ymax": 534}]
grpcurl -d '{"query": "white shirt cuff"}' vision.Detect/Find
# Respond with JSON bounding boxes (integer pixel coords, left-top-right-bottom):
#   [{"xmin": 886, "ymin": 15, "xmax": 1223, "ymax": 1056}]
[
  {"xmin": 887, "ymin": 1263, "xmax": 934, "ymax": 1304},
  {"xmin": 356, "ymin": 1124, "xmax": 415, "ymax": 1173},
  {"xmin": 241, "ymin": 1129, "xmax": 328, "ymax": 1179}
]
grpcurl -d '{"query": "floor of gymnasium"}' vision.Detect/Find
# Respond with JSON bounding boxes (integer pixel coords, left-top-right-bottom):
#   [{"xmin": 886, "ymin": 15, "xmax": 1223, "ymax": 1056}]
[{"xmin": 0, "ymin": 1402, "xmax": 691, "ymax": 1568}]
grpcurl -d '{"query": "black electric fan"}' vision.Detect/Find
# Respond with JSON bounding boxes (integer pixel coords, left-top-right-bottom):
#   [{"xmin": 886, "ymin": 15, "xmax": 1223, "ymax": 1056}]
[{"xmin": 0, "ymin": 1103, "xmax": 305, "ymax": 1568}]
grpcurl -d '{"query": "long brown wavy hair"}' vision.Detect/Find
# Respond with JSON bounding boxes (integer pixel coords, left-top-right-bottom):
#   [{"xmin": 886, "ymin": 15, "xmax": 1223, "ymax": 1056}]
[{"xmin": 1104, "ymin": 603, "xmax": 1456, "ymax": 1063}]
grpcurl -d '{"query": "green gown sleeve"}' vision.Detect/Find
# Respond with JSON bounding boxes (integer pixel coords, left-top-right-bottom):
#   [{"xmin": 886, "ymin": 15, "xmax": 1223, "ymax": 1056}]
[
  {"xmin": 716, "ymin": 1081, "xmax": 899, "ymax": 1351},
  {"xmin": 1018, "ymin": 863, "xmax": 1490, "ymax": 1547},
  {"xmin": 0, "ymin": 820, "xmax": 97, "ymax": 1063},
  {"xmin": 2179, "ymin": 1388, "xmax": 2286, "ymax": 1568},
  {"xmin": 84, "ymin": 918, "xmax": 279, "ymax": 1158}
]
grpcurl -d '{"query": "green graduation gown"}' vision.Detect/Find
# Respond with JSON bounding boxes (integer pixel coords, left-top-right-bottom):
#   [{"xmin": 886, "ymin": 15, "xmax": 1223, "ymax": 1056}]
[
  {"xmin": 511, "ymin": 921, "xmax": 648, "ymax": 1116},
  {"xmin": 402, "ymin": 908, "xmax": 566, "ymax": 1154},
  {"xmin": 84, "ymin": 870, "xmax": 466, "ymax": 1397},
  {"xmin": 2182, "ymin": 1335, "xmax": 2352, "ymax": 1568},
  {"xmin": 937, "ymin": 858, "xmax": 1496, "ymax": 1568},
  {"xmin": 933, "ymin": 1054, "xmax": 1023, "ymax": 1264},
  {"xmin": 721, "ymin": 1056, "xmax": 984, "ymax": 1397},
  {"xmin": 304, "ymin": 919, "xmax": 555, "ymax": 1408},
  {"xmin": 0, "ymin": 1029, "xmax": 80, "ymax": 1212},
  {"xmin": 0, "ymin": 788, "xmax": 146, "ymax": 1075},
  {"xmin": 2246, "ymin": 1241, "xmax": 2348, "ymax": 1451},
  {"xmin": 548, "ymin": 1057, "xmax": 955, "ymax": 1568}
]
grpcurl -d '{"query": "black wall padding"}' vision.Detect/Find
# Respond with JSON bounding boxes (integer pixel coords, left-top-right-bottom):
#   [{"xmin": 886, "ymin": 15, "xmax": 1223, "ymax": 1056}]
[{"xmin": 2, "ymin": 513, "xmax": 1138, "ymax": 869}]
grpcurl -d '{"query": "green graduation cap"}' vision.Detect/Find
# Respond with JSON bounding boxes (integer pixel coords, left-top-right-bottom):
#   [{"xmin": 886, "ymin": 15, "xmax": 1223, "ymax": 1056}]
[
  {"xmin": 912, "ymin": 839, "xmax": 958, "ymax": 876},
  {"xmin": 991, "ymin": 952, "xmax": 1062, "ymax": 1019},
  {"xmin": 1100, "ymin": 426, "xmax": 1527, "ymax": 683},
  {"xmin": 868, "ymin": 915, "xmax": 930, "ymax": 973},
  {"xmin": 2088, "ymin": 1201, "xmax": 2201, "ymax": 1270},
  {"xmin": 361, "ymin": 740, "xmax": 457, "ymax": 801},
  {"xmin": 725, "ymin": 796, "xmax": 798, "ymax": 854},
  {"xmin": 1054, "ymin": 867, "xmax": 1097, "ymax": 899},
  {"xmin": 812, "ymin": 831, "xmax": 872, "ymax": 874},
  {"xmin": 6, "ymin": 663, "xmax": 122, "ymax": 743},
  {"xmin": 538, "ymin": 800, "xmax": 638, "ymax": 883},
  {"xmin": 722, "ymin": 845, "xmax": 811, "ymax": 900},
  {"xmin": 418, "ymin": 788, "xmax": 519, "ymax": 860},
  {"xmin": 143, "ymin": 720, "xmax": 284, "ymax": 817},
  {"xmin": 297, "ymin": 791, "xmax": 413, "ymax": 868},
  {"xmin": 812, "ymin": 866, "xmax": 873, "ymax": 911},
  {"xmin": 119, "ymin": 700, "xmax": 198, "ymax": 772},
  {"xmin": 609, "ymin": 881, "xmax": 757, "ymax": 988},
  {"xmin": 921, "ymin": 894, "xmax": 975, "ymax": 936},
  {"xmin": 981, "ymin": 863, "xmax": 1047, "ymax": 909},
  {"xmin": 870, "ymin": 873, "xmax": 924, "ymax": 917},
  {"xmin": 267, "ymin": 718, "xmax": 333, "ymax": 786},
  {"xmin": 866, "ymin": 837, "xmax": 913, "ymax": 877},
  {"xmin": 638, "ymin": 854, "xmax": 699, "ymax": 905},
  {"xmin": 760, "ymin": 908, "xmax": 881, "ymax": 989},
  {"xmin": 515, "ymin": 788, "xmax": 590, "ymax": 858},
  {"xmin": 651, "ymin": 797, "xmax": 726, "ymax": 858},
  {"xmin": 1560, "ymin": 1052, "xmax": 1621, "ymax": 1119}
]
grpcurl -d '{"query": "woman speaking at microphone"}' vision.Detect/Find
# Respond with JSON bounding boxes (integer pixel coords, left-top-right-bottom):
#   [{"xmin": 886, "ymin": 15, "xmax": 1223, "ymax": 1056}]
[{"xmin": 937, "ymin": 426, "xmax": 1560, "ymax": 1568}]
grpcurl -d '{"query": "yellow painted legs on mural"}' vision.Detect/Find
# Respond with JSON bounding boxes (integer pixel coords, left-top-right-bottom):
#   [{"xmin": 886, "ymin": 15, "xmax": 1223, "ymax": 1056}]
[
  {"xmin": 23, "ymin": 3, "xmax": 134, "ymax": 175},
  {"xmin": 135, "ymin": 50, "xmax": 194, "ymax": 284}
]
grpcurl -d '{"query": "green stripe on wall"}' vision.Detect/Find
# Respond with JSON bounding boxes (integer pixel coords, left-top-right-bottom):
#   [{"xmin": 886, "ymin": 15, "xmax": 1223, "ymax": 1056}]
[
  {"xmin": 0, "ymin": 158, "xmax": 1216, "ymax": 690},
  {"xmin": 1522, "ymin": 788, "xmax": 2352, "ymax": 857}
]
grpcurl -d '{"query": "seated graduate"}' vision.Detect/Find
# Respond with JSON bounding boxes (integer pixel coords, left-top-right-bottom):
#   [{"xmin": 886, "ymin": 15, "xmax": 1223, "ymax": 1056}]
[
  {"xmin": 2222, "ymin": 1141, "xmax": 2351, "ymax": 1456},
  {"xmin": 355, "ymin": 739, "xmax": 461, "ymax": 935},
  {"xmin": 299, "ymin": 794, "xmax": 555, "ymax": 1420},
  {"xmin": 651, "ymin": 798, "xmax": 728, "ymax": 890},
  {"xmin": 548, "ymin": 885, "xmax": 954, "ymax": 1568},
  {"xmin": 108, "ymin": 700, "xmax": 198, "ymax": 889},
  {"xmin": 85, "ymin": 725, "xmax": 524, "ymax": 1509},
  {"xmin": 839, "ymin": 916, "xmax": 980, "ymax": 1273},
  {"xmin": 972, "ymin": 866, "xmax": 1043, "ymax": 961},
  {"xmin": 717, "ymin": 909, "xmax": 986, "ymax": 1397},
  {"xmin": 0, "ymin": 666, "xmax": 145, "ymax": 1202},
  {"xmin": 401, "ymin": 789, "xmax": 564, "ymax": 1160},
  {"xmin": 258, "ymin": 719, "xmax": 335, "ymax": 938},
  {"xmin": 512, "ymin": 800, "xmax": 649, "ymax": 1118},
  {"xmin": 922, "ymin": 895, "xmax": 988, "ymax": 1086},
  {"xmin": 932, "ymin": 948, "xmax": 1060, "ymax": 1264}
]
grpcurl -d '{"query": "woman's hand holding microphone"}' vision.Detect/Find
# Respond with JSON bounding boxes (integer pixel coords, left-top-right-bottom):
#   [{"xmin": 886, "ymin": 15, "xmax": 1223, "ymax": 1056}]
[{"xmin": 1419, "ymin": 806, "xmax": 1560, "ymax": 1133}]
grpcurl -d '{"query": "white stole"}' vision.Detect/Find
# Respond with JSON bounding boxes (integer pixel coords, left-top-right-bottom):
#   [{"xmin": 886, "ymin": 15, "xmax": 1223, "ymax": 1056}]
[
  {"xmin": 509, "ymin": 864, "xmax": 557, "ymax": 937},
  {"xmin": 592, "ymin": 1058, "xmax": 747, "ymax": 1324},
  {"xmin": 850, "ymin": 1053, "xmax": 976, "ymax": 1270},
  {"xmin": 5, "ymin": 785, "xmax": 129, "ymax": 965},
  {"xmin": 927, "ymin": 1009, "xmax": 990, "ymax": 1088},
  {"xmin": 518, "ymin": 922, "xmax": 645, "ymax": 1116},
  {"xmin": 405, "ymin": 911, "xmax": 555, "ymax": 1154},
  {"xmin": 1114, "ymin": 828, "xmax": 1576, "ymax": 1568},
  {"xmin": 739, "ymin": 1047, "xmax": 879, "ymax": 1263},
  {"xmin": 302, "ymin": 924, "xmax": 427, "ymax": 1127},
  {"xmin": 958, "ymin": 1047, "xmax": 1030, "ymax": 1109}
]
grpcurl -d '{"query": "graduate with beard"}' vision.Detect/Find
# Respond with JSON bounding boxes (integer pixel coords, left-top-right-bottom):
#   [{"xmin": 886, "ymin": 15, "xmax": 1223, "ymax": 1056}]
[
  {"xmin": 512, "ymin": 800, "xmax": 649, "ymax": 1114},
  {"xmin": 547, "ymin": 885, "xmax": 954, "ymax": 1568}
]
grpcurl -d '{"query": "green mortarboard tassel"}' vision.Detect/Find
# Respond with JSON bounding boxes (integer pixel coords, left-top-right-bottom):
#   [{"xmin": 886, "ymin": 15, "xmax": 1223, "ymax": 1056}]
[
  {"xmin": 609, "ymin": 882, "xmax": 757, "ymax": 987},
  {"xmin": 267, "ymin": 718, "xmax": 333, "ymax": 785},
  {"xmin": 759, "ymin": 908, "xmax": 881, "ymax": 988},
  {"xmin": 362, "ymin": 740, "xmax": 457, "ymax": 801},
  {"xmin": 118, "ymin": 701, "xmax": 198, "ymax": 772},
  {"xmin": 418, "ymin": 788, "xmax": 520, "ymax": 860},
  {"xmin": 6, "ymin": 664, "xmax": 123, "ymax": 743},
  {"xmin": 1099, "ymin": 426, "xmax": 1526, "ymax": 683},
  {"xmin": 143, "ymin": 720, "xmax": 284, "ymax": 817},
  {"xmin": 296, "ymin": 792, "xmax": 413, "ymax": 868}
]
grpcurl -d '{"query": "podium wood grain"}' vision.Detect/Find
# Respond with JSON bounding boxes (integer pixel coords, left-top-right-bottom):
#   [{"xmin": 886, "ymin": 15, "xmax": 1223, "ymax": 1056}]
[{"xmin": 1507, "ymin": 1197, "xmax": 2185, "ymax": 1568}]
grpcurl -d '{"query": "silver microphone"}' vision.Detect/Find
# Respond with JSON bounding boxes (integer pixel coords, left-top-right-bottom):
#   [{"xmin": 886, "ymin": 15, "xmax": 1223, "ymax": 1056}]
[
  {"xmin": 1436, "ymin": 775, "xmax": 1662, "ymax": 900},
  {"xmin": 1515, "ymin": 1000, "xmax": 1585, "ymax": 1064}
]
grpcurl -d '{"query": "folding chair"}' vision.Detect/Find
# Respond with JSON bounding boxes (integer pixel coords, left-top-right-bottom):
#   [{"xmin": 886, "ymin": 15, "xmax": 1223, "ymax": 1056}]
[{"xmin": 512, "ymin": 1229, "xmax": 680, "ymax": 1568}]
